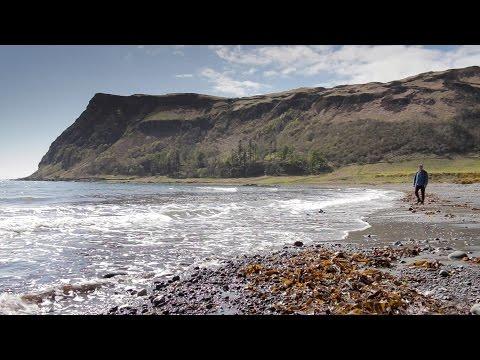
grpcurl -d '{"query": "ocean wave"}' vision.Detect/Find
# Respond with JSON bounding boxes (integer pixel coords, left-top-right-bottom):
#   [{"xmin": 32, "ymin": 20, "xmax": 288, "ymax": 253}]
[
  {"xmin": 273, "ymin": 189, "xmax": 394, "ymax": 212},
  {"xmin": 0, "ymin": 196, "xmax": 49, "ymax": 203},
  {"xmin": 0, "ymin": 293, "xmax": 40, "ymax": 315},
  {"xmin": 196, "ymin": 186, "xmax": 238, "ymax": 193}
]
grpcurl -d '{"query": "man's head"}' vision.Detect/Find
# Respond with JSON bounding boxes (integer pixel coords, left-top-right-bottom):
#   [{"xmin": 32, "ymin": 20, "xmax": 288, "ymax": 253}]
[{"xmin": 418, "ymin": 164, "xmax": 424, "ymax": 171}]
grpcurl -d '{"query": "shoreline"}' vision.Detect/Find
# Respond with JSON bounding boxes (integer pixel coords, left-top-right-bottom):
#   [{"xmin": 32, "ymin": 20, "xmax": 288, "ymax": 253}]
[
  {"xmin": 22, "ymin": 156, "xmax": 480, "ymax": 186},
  {"xmin": 107, "ymin": 183, "xmax": 480, "ymax": 315}
]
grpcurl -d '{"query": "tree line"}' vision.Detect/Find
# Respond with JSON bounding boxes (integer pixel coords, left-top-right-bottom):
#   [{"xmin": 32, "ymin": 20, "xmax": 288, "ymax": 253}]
[{"xmin": 93, "ymin": 139, "xmax": 332, "ymax": 178}]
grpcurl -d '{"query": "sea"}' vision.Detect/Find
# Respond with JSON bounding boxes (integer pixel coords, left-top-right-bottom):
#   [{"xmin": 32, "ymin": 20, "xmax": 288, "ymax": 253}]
[{"xmin": 0, "ymin": 180, "xmax": 401, "ymax": 314}]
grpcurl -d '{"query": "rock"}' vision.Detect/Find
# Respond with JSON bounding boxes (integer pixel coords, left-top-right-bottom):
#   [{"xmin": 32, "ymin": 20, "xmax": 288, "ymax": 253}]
[
  {"xmin": 470, "ymin": 303, "xmax": 480, "ymax": 315},
  {"xmin": 155, "ymin": 282, "xmax": 167, "ymax": 290},
  {"xmin": 294, "ymin": 241, "xmax": 304, "ymax": 247},
  {"xmin": 153, "ymin": 295, "xmax": 166, "ymax": 307},
  {"xmin": 318, "ymin": 209, "xmax": 325, "ymax": 213},
  {"xmin": 393, "ymin": 241, "xmax": 403, "ymax": 246},
  {"xmin": 137, "ymin": 289, "xmax": 147, "ymax": 296},
  {"xmin": 439, "ymin": 269, "xmax": 449, "ymax": 277},
  {"xmin": 102, "ymin": 272, "xmax": 127, "ymax": 279},
  {"xmin": 448, "ymin": 251, "xmax": 468, "ymax": 260},
  {"xmin": 172, "ymin": 275, "xmax": 180, "ymax": 282}
]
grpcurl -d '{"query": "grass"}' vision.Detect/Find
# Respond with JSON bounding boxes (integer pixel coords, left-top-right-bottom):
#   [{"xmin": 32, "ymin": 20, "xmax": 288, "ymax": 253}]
[{"xmin": 98, "ymin": 156, "xmax": 480, "ymax": 186}]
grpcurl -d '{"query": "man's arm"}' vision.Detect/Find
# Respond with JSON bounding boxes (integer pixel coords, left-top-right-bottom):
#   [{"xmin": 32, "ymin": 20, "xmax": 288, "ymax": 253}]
[
  {"xmin": 413, "ymin": 173, "xmax": 417, "ymax": 187},
  {"xmin": 425, "ymin": 171, "xmax": 428, "ymax": 187}
]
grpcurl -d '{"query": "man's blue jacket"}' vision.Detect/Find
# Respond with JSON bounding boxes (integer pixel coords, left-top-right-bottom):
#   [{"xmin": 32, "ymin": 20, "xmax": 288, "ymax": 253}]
[{"xmin": 413, "ymin": 170, "xmax": 428, "ymax": 187}]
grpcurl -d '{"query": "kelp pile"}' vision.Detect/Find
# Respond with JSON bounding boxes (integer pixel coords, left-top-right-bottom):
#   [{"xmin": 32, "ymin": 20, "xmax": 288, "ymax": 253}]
[
  {"xmin": 465, "ymin": 256, "xmax": 480, "ymax": 265},
  {"xmin": 239, "ymin": 248, "xmax": 450, "ymax": 315}
]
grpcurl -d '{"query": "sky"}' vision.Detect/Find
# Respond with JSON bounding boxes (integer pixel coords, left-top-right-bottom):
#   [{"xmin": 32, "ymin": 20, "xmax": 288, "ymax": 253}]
[{"xmin": 1, "ymin": 45, "xmax": 480, "ymax": 179}]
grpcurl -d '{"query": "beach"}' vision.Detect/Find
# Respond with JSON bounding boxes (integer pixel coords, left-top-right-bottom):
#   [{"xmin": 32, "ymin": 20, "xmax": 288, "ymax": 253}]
[{"xmin": 107, "ymin": 183, "xmax": 480, "ymax": 315}]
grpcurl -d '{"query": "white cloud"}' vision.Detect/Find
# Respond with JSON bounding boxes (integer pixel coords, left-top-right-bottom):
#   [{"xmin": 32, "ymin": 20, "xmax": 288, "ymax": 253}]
[
  {"xmin": 172, "ymin": 45, "xmax": 187, "ymax": 56},
  {"xmin": 263, "ymin": 70, "xmax": 278, "ymax": 77},
  {"xmin": 209, "ymin": 45, "xmax": 480, "ymax": 88},
  {"xmin": 175, "ymin": 73, "xmax": 194, "ymax": 78},
  {"xmin": 199, "ymin": 68, "xmax": 267, "ymax": 97},
  {"xmin": 136, "ymin": 45, "xmax": 189, "ymax": 56},
  {"xmin": 243, "ymin": 68, "xmax": 258, "ymax": 75}
]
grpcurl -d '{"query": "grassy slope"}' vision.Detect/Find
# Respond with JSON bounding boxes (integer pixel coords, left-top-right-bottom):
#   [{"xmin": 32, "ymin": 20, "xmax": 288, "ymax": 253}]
[{"xmin": 94, "ymin": 156, "xmax": 480, "ymax": 186}]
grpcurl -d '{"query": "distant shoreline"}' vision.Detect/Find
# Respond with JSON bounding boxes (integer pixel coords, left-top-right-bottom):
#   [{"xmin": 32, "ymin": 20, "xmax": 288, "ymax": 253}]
[{"xmin": 23, "ymin": 156, "xmax": 480, "ymax": 186}]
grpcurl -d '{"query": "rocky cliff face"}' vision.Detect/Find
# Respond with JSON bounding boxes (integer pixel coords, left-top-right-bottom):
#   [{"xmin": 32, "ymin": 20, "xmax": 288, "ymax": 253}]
[{"xmin": 29, "ymin": 66, "xmax": 480, "ymax": 179}]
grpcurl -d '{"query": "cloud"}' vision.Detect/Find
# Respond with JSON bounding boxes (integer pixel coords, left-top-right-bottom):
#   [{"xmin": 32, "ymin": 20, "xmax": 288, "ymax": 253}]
[
  {"xmin": 199, "ymin": 68, "xmax": 267, "ymax": 97},
  {"xmin": 136, "ymin": 45, "xmax": 189, "ymax": 56},
  {"xmin": 172, "ymin": 45, "xmax": 187, "ymax": 56},
  {"xmin": 243, "ymin": 68, "xmax": 258, "ymax": 75},
  {"xmin": 263, "ymin": 70, "xmax": 278, "ymax": 77},
  {"xmin": 175, "ymin": 73, "xmax": 194, "ymax": 78},
  {"xmin": 209, "ymin": 45, "xmax": 480, "ymax": 87}
]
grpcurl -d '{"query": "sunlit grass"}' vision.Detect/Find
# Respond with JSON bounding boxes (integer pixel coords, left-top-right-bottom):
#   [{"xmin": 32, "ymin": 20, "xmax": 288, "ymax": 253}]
[{"xmin": 88, "ymin": 156, "xmax": 480, "ymax": 186}]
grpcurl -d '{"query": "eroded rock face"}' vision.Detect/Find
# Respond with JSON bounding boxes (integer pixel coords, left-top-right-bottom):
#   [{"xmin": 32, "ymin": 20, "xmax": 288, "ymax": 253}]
[{"xmin": 28, "ymin": 66, "xmax": 480, "ymax": 180}]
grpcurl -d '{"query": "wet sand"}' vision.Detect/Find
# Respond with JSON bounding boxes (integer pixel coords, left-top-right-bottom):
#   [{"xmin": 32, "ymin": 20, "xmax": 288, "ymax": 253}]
[{"xmin": 107, "ymin": 183, "xmax": 480, "ymax": 315}]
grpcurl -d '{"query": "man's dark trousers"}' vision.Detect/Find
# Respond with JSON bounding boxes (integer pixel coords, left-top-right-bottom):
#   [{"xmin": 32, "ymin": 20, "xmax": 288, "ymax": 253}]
[{"xmin": 415, "ymin": 185, "xmax": 425, "ymax": 203}]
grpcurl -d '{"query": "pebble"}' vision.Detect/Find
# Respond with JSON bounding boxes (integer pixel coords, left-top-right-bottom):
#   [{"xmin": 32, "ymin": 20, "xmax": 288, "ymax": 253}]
[
  {"xmin": 137, "ymin": 289, "xmax": 147, "ymax": 296},
  {"xmin": 470, "ymin": 303, "xmax": 480, "ymax": 315},
  {"xmin": 294, "ymin": 241, "xmax": 304, "ymax": 247},
  {"xmin": 155, "ymin": 282, "xmax": 167, "ymax": 290},
  {"xmin": 393, "ymin": 241, "xmax": 403, "ymax": 246},
  {"xmin": 153, "ymin": 295, "xmax": 166, "ymax": 307},
  {"xmin": 439, "ymin": 270, "xmax": 449, "ymax": 277},
  {"xmin": 102, "ymin": 272, "xmax": 127, "ymax": 279},
  {"xmin": 448, "ymin": 251, "xmax": 468, "ymax": 260}
]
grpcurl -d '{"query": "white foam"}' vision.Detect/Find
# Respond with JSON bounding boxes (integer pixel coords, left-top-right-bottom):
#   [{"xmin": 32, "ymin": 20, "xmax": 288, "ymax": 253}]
[
  {"xmin": 0, "ymin": 293, "xmax": 40, "ymax": 315},
  {"xmin": 197, "ymin": 186, "xmax": 238, "ymax": 193},
  {"xmin": 274, "ymin": 189, "xmax": 395, "ymax": 212}
]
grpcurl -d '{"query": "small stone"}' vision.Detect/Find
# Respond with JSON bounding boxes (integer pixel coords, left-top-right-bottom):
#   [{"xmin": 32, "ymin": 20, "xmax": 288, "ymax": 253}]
[
  {"xmin": 470, "ymin": 303, "xmax": 480, "ymax": 315},
  {"xmin": 172, "ymin": 275, "xmax": 180, "ymax": 282},
  {"xmin": 155, "ymin": 282, "xmax": 167, "ymax": 290},
  {"xmin": 439, "ymin": 269, "xmax": 449, "ymax": 277},
  {"xmin": 318, "ymin": 209, "xmax": 324, "ymax": 213},
  {"xmin": 137, "ymin": 289, "xmax": 147, "ymax": 296},
  {"xmin": 393, "ymin": 241, "xmax": 403, "ymax": 246},
  {"xmin": 294, "ymin": 241, "xmax": 304, "ymax": 247},
  {"xmin": 102, "ymin": 272, "xmax": 127, "ymax": 279},
  {"xmin": 153, "ymin": 295, "xmax": 166, "ymax": 307},
  {"xmin": 448, "ymin": 250, "xmax": 468, "ymax": 260}
]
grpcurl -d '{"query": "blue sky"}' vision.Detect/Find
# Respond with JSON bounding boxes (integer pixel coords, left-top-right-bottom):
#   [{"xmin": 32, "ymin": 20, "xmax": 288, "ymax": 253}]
[{"xmin": 1, "ymin": 45, "xmax": 480, "ymax": 179}]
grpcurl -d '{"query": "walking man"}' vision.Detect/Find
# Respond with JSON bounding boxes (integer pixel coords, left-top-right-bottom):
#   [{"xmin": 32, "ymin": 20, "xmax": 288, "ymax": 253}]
[{"xmin": 413, "ymin": 164, "xmax": 428, "ymax": 204}]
